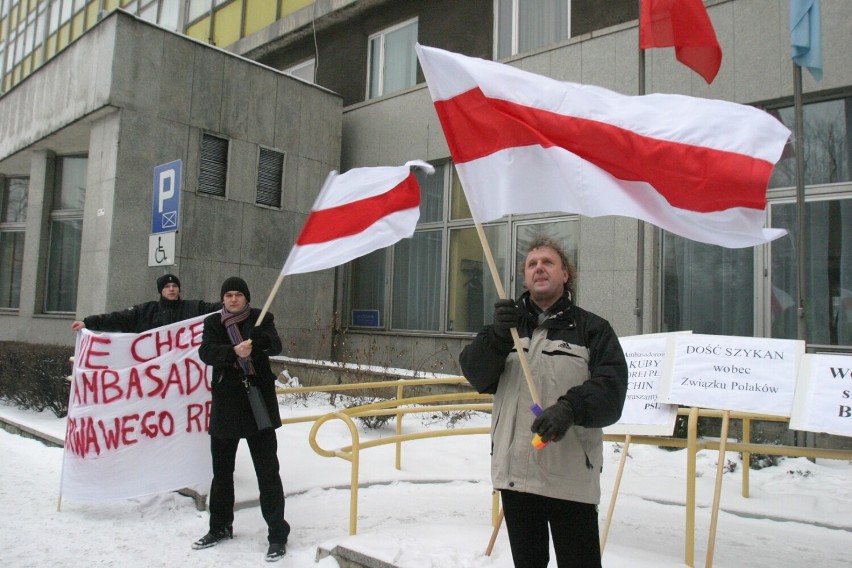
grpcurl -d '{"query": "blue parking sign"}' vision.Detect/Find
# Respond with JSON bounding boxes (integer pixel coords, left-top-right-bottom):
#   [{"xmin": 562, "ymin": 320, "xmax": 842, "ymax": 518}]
[{"xmin": 152, "ymin": 160, "xmax": 182, "ymax": 234}]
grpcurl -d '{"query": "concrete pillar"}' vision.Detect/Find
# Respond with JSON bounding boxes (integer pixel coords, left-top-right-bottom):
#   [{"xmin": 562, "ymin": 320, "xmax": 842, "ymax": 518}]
[{"xmin": 18, "ymin": 150, "xmax": 56, "ymax": 321}]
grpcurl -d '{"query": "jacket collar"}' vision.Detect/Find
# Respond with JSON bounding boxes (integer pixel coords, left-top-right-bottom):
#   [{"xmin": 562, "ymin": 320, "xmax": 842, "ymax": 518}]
[
  {"xmin": 521, "ymin": 291, "xmax": 574, "ymax": 325},
  {"xmin": 158, "ymin": 296, "xmax": 181, "ymax": 309}
]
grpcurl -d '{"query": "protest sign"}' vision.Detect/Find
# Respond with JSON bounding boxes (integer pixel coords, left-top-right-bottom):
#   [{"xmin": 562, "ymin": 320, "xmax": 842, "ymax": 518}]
[
  {"xmin": 790, "ymin": 353, "xmax": 852, "ymax": 438},
  {"xmin": 605, "ymin": 333, "xmax": 683, "ymax": 436},
  {"xmin": 61, "ymin": 314, "xmax": 213, "ymax": 501},
  {"xmin": 658, "ymin": 334, "xmax": 805, "ymax": 416}
]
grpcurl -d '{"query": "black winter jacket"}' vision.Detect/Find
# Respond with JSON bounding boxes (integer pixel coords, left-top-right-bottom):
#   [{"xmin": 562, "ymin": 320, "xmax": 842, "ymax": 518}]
[
  {"xmin": 83, "ymin": 297, "xmax": 221, "ymax": 333},
  {"xmin": 199, "ymin": 308, "xmax": 283, "ymax": 439}
]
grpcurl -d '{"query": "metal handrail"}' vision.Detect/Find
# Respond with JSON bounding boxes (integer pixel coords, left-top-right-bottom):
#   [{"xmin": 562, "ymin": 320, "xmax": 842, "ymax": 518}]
[{"xmin": 277, "ymin": 378, "xmax": 852, "ymax": 557}]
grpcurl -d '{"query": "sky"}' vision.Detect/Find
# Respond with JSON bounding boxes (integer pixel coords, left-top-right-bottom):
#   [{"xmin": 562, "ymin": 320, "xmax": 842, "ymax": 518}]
[{"xmin": 1, "ymin": 384, "xmax": 851, "ymax": 568}]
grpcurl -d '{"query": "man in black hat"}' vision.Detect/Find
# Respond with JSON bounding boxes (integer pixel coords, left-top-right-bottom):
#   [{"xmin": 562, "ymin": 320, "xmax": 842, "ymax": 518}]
[
  {"xmin": 192, "ymin": 276, "xmax": 289, "ymax": 562},
  {"xmin": 71, "ymin": 273, "xmax": 221, "ymax": 333}
]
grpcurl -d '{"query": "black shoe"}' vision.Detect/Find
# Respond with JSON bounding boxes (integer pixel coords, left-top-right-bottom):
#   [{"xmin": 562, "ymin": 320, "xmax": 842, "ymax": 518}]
[
  {"xmin": 265, "ymin": 542, "xmax": 286, "ymax": 562},
  {"xmin": 192, "ymin": 526, "xmax": 233, "ymax": 550}
]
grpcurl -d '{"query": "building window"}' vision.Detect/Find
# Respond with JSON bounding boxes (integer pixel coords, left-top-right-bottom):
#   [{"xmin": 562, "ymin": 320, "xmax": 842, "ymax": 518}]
[
  {"xmin": 256, "ymin": 147, "xmax": 284, "ymax": 208},
  {"xmin": 345, "ymin": 161, "xmax": 579, "ymax": 333},
  {"xmin": 60, "ymin": 0, "xmax": 73, "ymax": 25},
  {"xmin": 392, "ymin": 229, "xmax": 442, "ymax": 330},
  {"xmin": 198, "ymin": 132, "xmax": 228, "ymax": 197},
  {"xmin": 769, "ymin": 97, "xmax": 852, "ymax": 188},
  {"xmin": 285, "ymin": 59, "xmax": 315, "ymax": 83},
  {"xmin": 662, "ymin": 238, "xmax": 755, "ymax": 337},
  {"xmin": 771, "ymin": 197, "xmax": 852, "ymax": 346},
  {"xmin": 367, "ymin": 18, "xmax": 418, "ymax": 99},
  {"xmin": 496, "ymin": 0, "xmax": 571, "ymax": 59},
  {"xmin": 448, "ymin": 224, "xmax": 505, "ymax": 333},
  {"xmin": 348, "ymin": 248, "xmax": 387, "ymax": 328},
  {"xmin": 662, "ymin": 96, "xmax": 852, "ymax": 348},
  {"xmin": 45, "ymin": 156, "xmax": 86, "ymax": 313},
  {"xmin": 0, "ymin": 177, "xmax": 27, "ymax": 309},
  {"xmin": 187, "ymin": 0, "xmax": 211, "ymax": 22}
]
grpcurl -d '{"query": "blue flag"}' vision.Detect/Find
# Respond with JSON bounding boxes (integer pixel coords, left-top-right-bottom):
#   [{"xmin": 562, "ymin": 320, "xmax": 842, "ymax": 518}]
[{"xmin": 790, "ymin": 0, "xmax": 822, "ymax": 81}]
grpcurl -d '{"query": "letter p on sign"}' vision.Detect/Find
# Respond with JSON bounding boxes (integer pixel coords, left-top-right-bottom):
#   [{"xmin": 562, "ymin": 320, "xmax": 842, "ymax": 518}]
[
  {"xmin": 151, "ymin": 160, "xmax": 182, "ymax": 235},
  {"xmin": 158, "ymin": 169, "xmax": 174, "ymax": 212}
]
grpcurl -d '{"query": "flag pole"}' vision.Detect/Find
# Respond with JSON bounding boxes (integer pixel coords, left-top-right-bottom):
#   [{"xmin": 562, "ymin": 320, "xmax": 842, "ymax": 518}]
[
  {"xmin": 254, "ymin": 272, "xmax": 285, "ymax": 328},
  {"xmin": 600, "ymin": 434, "xmax": 630, "ymax": 553},
  {"xmin": 473, "ymin": 221, "xmax": 542, "ymax": 407},
  {"xmin": 635, "ymin": 10, "xmax": 647, "ymax": 336},
  {"xmin": 792, "ymin": 63, "xmax": 807, "ymax": 345},
  {"xmin": 792, "ymin": 62, "xmax": 809, "ymax": 449}
]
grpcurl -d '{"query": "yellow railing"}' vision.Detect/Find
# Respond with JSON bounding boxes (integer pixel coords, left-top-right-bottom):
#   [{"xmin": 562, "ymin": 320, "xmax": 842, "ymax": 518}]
[
  {"xmin": 602, "ymin": 407, "xmax": 852, "ymax": 567},
  {"xmin": 277, "ymin": 377, "xmax": 493, "ymax": 535},
  {"xmin": 278, "ymin": 377, "xmax": 852, "ymax": 563}
]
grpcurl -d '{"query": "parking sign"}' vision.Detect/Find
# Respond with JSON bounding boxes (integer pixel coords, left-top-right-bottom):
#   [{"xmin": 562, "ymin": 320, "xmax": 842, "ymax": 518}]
[{"xmin": 152, "ymin": 160, "xmax": 182, "ymax": 234}]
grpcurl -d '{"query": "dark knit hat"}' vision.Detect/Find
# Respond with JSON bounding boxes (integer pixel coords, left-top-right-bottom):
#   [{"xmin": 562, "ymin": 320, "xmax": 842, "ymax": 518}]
[
  {"xmin": 156, "ymin": 273, "xmax": 181, "ymax": 294},
  {"xmin": 220, "ymin": 276, "xmax": 250, "ymax": 302}
]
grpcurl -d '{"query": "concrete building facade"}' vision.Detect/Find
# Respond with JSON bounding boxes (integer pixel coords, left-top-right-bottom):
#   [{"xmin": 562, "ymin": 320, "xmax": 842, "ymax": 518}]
[
  {"xmin": 0, "ymin": 9, "xmax": 342, "ymax": 352},
  {"xmin": 0, "ymin": 1, "xmax": 850, "ymax": 375}
]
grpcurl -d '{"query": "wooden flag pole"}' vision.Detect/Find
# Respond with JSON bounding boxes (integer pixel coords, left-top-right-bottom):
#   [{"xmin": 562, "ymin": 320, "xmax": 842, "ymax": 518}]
[
  {"xmin": 473, "ymin": 221, "xmax": 542, "ymax": 407},
  {"xmin": 705, "ymin": 411, "xmax": 731, "ymax": 568},
  {"xmin": 600, "ymin": 434, "xmax": 631, "ymax": 553},
  {"xmin": 484, "ymin": 508, "xmax": 504, "ymax": 556},
  {"xmin": 254, "ymin": 272, "xmax": 285, "ymax": 328}
]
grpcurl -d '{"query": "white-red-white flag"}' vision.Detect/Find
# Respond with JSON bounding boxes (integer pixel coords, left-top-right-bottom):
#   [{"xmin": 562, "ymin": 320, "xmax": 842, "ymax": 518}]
[
  {"xmin": 281, "ymin": 161, "xmax": 434, "ymax": 276},
  {"xmin": 416, "ymin": 45, "xmax": 791, "ymax": 248}
]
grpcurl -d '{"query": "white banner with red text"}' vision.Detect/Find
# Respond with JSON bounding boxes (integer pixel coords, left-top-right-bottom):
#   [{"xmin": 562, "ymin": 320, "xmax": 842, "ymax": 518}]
[{"xmin": 61, "ymin": 314, "xmax": 213, "ymax": 501}]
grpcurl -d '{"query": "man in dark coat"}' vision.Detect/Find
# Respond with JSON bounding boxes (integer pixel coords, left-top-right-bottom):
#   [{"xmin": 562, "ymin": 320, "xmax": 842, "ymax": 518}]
[
  {"xmin": 71, "ymin": 274, "xmax": 221, "ymax": 333},
  {"xmin": 192, "ymin": 276, "xmax": 290, "ymax": 562}
]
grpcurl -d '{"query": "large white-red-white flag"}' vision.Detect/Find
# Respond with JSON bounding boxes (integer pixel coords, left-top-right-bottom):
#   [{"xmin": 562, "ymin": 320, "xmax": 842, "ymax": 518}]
[
  {"xmin": 281, "ymin": 161, "xmax": 434, "ymax": 276},
  {"xmin": 416, "ymin": 45, "xmax": 791, "ymax": 248}
]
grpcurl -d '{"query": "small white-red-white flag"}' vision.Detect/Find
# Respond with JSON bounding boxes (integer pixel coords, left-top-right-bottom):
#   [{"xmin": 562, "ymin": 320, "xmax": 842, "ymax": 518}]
[
  {"xmin": 416, "ymin": 44, "xmax": 791, "ymax": 248},
  {"xmin": 281, "ymin": 161, "xmax": 434, "ymax": 276}
]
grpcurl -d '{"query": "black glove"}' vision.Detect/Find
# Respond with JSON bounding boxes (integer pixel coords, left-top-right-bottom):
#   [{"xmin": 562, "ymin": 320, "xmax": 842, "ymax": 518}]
[
  {"xmin": 492, "ymin": 299, "xmax": 521, "ymax": 341},
  {"xmin": 531, "ymin": 398, "xmax": 575, "ymax": 442},
  {"xmin": 248, "ymin": 327, "xmax": 269, "ymax": 349}
]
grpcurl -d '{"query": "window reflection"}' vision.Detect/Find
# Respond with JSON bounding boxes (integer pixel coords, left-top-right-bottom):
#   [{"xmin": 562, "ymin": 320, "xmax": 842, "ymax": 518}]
[
  {"xmin": 392, "ymin": 229, "xmax": 441, "ymax": 331},
  {"xmin": 771, "ymin": 199, "xmax": 852, "ymax": 346},
  {"xmin": 448, "ymin": 224, "xmax": 506, "ymax": 333},
  {"xmin": 0, "ymin": 176, "xmax": 27, "ymax": 309},
  {"xmin": 662, "ymin": 237, "xmax": 755, "ymax": 337},
  {"xmin": 347, "ymin": 248, "xmax": 386, "ymax": 328},
  {"xmin": 45, "ymin": 156, "xmax": 86, "ymax": 313},
  {"xmin": 769, "ymin": 98, "xmax": 852, "ymax": 188}
]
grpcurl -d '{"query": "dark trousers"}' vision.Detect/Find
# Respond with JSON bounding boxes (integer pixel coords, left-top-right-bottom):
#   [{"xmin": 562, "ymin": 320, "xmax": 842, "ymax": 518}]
[
  {"xmin": 208, "ymin": 429, "xmax": 290, "ymax": 544},
  {"xmin": 501, "ymin": 490, "xmax": 601, "ymax": 568}
]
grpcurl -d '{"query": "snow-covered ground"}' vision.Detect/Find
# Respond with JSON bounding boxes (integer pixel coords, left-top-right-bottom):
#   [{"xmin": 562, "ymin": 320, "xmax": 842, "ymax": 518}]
[{"xmin": 1, "ymin": 389, "xmax": 850, "ymax": 568}]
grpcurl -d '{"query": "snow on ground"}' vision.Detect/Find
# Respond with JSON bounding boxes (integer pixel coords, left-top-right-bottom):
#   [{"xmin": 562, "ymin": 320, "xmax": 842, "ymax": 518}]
[{"xmin": 0, "ymin": 389, "xmax": 850, "ymax": 567}]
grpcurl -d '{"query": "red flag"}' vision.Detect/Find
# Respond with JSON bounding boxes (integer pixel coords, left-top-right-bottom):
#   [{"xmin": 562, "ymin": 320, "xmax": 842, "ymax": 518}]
[
  {"xmin": 281, "ymin": 161, "xmax": 434, "ymax": 276},
  {"xmin": 640, "ymin": 0, "xmax": 722, "ymax": 84},
  {"xmin": 416, "ymin": 45, "xmax": 791, "ymax": 248}
]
